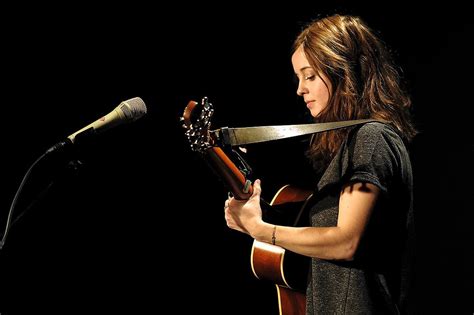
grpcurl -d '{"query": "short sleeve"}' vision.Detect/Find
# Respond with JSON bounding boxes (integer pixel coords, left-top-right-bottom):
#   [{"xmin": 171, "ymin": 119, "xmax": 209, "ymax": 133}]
[{"xmin": 343, "ymin": 122, "xmax": 403, "ymax": 193}]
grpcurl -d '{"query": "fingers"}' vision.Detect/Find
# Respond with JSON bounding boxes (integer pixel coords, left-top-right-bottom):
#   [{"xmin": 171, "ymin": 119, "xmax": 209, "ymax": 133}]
[
  {"xmin": 224, "ymin": 178, "xmax": 262, "ymax": 210},
  {"xmin": 224, "ymin": 202, "xmax": 239, "ymax": 231}
]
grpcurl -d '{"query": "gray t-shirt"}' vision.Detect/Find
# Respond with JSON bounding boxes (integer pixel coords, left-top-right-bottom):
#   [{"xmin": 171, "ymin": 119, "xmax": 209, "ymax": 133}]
[{"xmin": 306, "ymin": 122, "xmax": 414, "ymax": 314}]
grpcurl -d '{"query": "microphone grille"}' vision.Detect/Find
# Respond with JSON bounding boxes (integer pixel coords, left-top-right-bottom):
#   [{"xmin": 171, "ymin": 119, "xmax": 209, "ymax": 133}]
[{"xmin": 120, "ymin": 97, "xmax": 148, "ymax": 121}]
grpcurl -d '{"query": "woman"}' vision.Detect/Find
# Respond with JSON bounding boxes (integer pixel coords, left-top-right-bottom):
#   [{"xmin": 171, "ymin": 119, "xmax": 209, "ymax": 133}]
[{"xmin": 224, "ymin": 14, "xmax": 416, "ymax": 314}]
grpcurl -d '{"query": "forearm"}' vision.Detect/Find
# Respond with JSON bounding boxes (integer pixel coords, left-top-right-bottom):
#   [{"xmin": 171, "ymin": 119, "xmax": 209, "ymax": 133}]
[
  {"xmin": 252, "ymin": 223, "xmax": 357, "ymax": 261},
  {"xmin": 250, "ymin": 182, "xmax": 379, "ymax": 261},
  {"xmin": 227, "ymin": 182, "xmax": 377, "ymax": 261}
]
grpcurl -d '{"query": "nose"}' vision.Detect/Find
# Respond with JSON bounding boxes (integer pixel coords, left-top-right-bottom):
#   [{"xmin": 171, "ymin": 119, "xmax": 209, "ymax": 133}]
[{"xmin": 296, "ymin": 80, "xmax": 307, "ymax": 96}]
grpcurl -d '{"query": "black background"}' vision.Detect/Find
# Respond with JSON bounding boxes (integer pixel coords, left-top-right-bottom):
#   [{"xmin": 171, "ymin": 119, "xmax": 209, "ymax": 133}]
[{"xmin": 1, "ymin": 2, "xmax": 473, "ymax": 314}]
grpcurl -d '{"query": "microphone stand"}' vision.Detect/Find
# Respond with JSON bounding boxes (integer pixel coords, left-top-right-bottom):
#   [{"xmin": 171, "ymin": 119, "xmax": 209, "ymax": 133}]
[{"xmin": 0, "ymin": 142, "xmax": 85, "ymax": 251}]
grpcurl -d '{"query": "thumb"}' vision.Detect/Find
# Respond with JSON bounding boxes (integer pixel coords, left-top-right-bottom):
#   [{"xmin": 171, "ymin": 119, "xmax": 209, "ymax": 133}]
[{"xmin": 251, "ymin": 179, "xmax": 262, "ymax": 200}]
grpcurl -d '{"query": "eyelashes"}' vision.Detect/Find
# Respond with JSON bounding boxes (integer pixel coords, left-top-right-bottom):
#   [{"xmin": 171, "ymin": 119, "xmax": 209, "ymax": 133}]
[{"xmin": 292, "ymin": 73, "xmax": 317, "ymax": 84}]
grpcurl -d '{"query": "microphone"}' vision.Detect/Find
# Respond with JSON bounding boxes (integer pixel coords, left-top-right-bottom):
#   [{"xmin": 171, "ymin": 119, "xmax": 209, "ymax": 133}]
[{"xmin": 47, "ymin": 97, "xmax": 147, "ymax": 154}]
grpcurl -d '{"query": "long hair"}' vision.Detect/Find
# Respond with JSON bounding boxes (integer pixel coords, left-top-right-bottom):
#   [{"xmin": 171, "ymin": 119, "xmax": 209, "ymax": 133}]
[{"xmin": 293, "ymin": 14, "xmax": 417, "ymax": 171}]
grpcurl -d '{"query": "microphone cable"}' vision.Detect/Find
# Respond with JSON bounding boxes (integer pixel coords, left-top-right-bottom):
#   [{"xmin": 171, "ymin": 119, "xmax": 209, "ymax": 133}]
[{"xmin": 0, "ymin": 151, "xmax": 48, "ymax": 250}]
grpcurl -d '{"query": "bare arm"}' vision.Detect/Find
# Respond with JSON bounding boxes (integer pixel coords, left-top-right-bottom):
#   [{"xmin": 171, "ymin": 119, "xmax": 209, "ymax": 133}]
[{"xmin": 225, "ymin": 180, "xmax": 379, "ymax": 261}]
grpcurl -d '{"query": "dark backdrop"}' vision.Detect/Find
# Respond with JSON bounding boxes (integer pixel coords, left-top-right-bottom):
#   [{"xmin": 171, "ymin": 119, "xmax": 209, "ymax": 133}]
[{"xmin": 1, "ymin": 2, "xmax": 472, "ymax": 314}]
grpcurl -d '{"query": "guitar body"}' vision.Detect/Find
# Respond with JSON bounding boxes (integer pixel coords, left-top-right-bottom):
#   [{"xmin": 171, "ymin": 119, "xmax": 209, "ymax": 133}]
[{"xmin": 251, "ymin": 185, "xmax": 313, "ymax": 315}]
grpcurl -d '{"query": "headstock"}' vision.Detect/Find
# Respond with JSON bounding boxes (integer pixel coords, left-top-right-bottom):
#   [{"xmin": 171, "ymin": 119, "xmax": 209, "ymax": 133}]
[{"xmin": 181, "ymin": 96, "xmax": 214, "ymax": 154}]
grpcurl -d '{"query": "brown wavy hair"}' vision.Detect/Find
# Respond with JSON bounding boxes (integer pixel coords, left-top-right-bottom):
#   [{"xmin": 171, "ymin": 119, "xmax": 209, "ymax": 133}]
[{"xmin": 293, "ymin": 14, "xmax": 417, "ymax": 170}]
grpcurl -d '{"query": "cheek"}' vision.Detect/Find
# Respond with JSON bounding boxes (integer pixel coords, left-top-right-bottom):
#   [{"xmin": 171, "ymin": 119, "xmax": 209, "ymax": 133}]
[
  {"xmin": 316, "ymin": 85, "xmax": 330, "ymax": 102},
  {"xmin": 311, "ymin": 89, "xmax": 330, "ymax": 117},
  {"xmin": 317, "ymin": 86, "xmax": 331, "ymax": 107},
  {"xmin": 320, "ymin": 96, "xmax": 330, "ymax": 110}
]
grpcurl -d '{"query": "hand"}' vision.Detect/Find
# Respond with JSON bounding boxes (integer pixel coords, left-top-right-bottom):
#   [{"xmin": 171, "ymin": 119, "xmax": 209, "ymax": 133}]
[{"xmin": 224, "ymin": 179, "xmax": 263, "ymax": 237}]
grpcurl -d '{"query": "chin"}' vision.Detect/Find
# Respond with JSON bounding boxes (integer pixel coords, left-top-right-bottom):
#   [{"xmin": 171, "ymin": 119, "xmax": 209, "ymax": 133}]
[{"xmin": 310, "ymin": 110, "xmax": 320, "ymax": 118}]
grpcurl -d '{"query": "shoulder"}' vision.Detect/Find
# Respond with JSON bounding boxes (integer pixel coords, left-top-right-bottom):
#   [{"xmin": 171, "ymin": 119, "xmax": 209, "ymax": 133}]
[
  {"xmin": 349, "ymin": 122, "xmax": 404, "ymax": 151},
  {"xmin": 353, "ymin": 121, "xmax": 398, "ymax": 139},
  {"xmin": 344, "ymin": 121, "xmax": 409, "ymax": 169},
  {"xmin": 318, "ymin": 122, "xmax": 407, "ymax": 193}
]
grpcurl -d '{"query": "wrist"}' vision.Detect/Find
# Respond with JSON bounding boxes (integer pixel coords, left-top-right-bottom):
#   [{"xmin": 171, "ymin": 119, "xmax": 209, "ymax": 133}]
[
  {"xmin": 271, "ymin": 224, "xmax": 277, "ymax": 245},
  {"xmin": 252, "ymin": 221, "xmax": 275, "ymax": 244}
]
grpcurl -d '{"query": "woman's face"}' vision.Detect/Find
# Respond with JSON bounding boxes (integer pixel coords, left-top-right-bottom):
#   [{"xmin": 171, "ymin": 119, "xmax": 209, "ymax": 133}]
[{"xmin": 291, "ymin": 45, "xmax": 331, "ymax": 118}]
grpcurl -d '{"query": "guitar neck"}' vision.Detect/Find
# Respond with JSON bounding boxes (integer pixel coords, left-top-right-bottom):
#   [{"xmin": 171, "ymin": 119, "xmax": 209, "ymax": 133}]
[{"xmin": 205, "ymin": 147, "xmax": 253, "ymax": 200}]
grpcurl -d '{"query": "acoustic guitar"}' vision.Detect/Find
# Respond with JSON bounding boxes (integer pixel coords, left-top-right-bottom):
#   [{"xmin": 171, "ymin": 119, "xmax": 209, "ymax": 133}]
[{"xmin": 181, "ymin": 97, "xmax": 312, "ymax": 315}]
